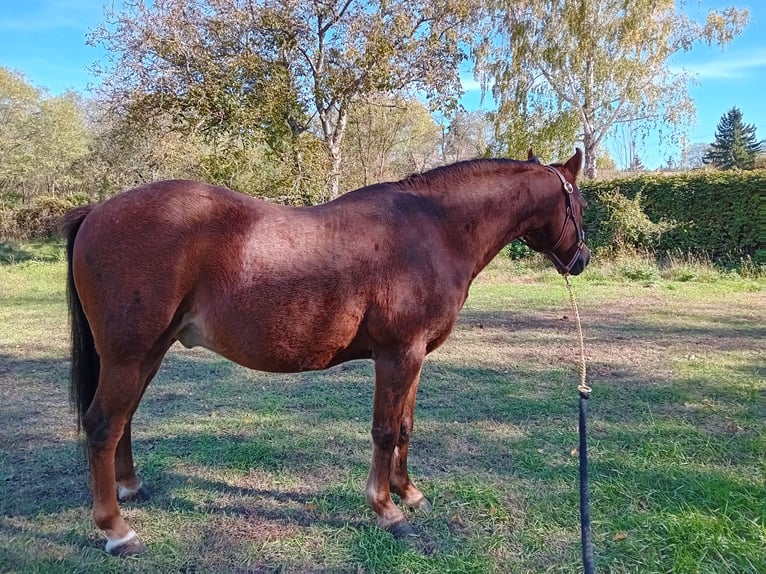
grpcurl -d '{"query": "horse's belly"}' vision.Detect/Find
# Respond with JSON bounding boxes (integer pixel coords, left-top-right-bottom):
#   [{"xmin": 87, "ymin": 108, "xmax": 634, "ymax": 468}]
[
  {"xmin": 217, "ymin": 338, "xmax": 367, "ymax": 373},
  {"xmin": 178, "ymin": 311, "xmax": 368, "ymax": 373}
]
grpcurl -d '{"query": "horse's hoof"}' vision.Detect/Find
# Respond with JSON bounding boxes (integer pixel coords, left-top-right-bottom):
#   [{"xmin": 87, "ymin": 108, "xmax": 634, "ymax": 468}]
[
  {"xmin": 387, "ymin": 520, "xmax": 417, "ymax": 539},
  {"xmin": 414, "ymin": 497, "xmax": 432, "ymax": 513},
  {"xmin": 111, "ymin": 537, "xmax": 147, "ymax": 557},
  {"xmin": 118, "ymin": 484, "xmax": 150, "ymax": 502},
  {"xmin": 105, "ymin": 531, "xmax": 147, "ymax": 557}
]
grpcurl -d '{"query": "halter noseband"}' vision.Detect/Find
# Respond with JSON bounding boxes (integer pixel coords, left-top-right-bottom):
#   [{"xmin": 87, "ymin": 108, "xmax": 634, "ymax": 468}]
[{"xmin": 523, "ymin": 166, "xmax": 587, "ymax": 275}]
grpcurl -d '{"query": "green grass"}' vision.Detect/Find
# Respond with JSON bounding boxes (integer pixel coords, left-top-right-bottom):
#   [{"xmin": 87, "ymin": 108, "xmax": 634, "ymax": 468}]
[{"xmin": 1, "ymin": 243, "xmax": 764, "ymax": 573}]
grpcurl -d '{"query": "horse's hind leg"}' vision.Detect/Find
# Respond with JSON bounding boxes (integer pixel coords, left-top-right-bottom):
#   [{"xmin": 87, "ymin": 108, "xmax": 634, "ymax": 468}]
[
  {"xmin": 114, "ymin": 357, "xmax": 166, "ymax": 502},
  {"xmin": 366, "ymin": 344, "xmax": 426, "ymax": 538},
  {"xmin": 84, "ymin": 363, "xmax": 148, "ymax": 556},
  {"xmin": 389, "ymin": 382, "xmax": 431, "ymax": 512},
  {"xmin": 114, "ymin": 421, "xmax": 150, "ymax": 501}
]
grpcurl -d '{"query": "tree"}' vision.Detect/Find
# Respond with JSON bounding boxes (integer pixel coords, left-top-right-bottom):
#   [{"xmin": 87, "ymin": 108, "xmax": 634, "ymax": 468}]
[
  {"xmin": 627, "ymin": 154, "xmax": 645, "ymax": 173},
  {"xmin": 341, "ymin": 97, "xmax": 440, "ymax": 190},
  {"xmin": 486, "ymin": 106, "xmax": 579, "ymax": 164},
  {"xmin": 475, "ymin": 0, "xmax": 748, "ymax": 179},
  {"xmin": 0, "ymin": 68, "xmax": 40, "ymax": 196},
  {"xmin": 679, "ymin": 140, "xmax": 709, "ymax": 170},
  {"xmin": 626, "ymin": 138, "xmax": 645, "ymax": 173},
  {"xmin": 91, "ymin": 0, "xmax": 479, "ymax": 199},
  {"xmin": 0, "ymin": 67, "xmax": 88, "ymax": 200},
  {"xmin": 439, "ymin": 110, "xmax": 492, "ymax": 163},
  {"xmin": 702, "ymin": 107, "xmax": 763, "ymax": 170},
  {"xmin": 90, "ymin": 0, "xmax": 318, "ymax": 197}
]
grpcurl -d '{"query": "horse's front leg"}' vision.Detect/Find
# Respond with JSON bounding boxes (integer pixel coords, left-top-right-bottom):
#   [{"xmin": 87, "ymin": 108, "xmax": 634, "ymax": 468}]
[
  {"xmin": 366, "ymin": 344, "xmax": 425, "ymax": 538},
  {"xmin": 389, "ymin": 384, "xmax": 431, "ymax": 512}
]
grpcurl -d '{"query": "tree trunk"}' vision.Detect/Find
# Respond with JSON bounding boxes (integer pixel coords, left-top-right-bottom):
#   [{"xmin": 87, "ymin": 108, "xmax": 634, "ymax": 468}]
[
  {"xmin": 327, "ymin": 146, "xmax": 342, "ymax": 200},
  {"xmin": 582, "ymin": 119, "xmax": 598, "ymax": 179},
  {"xmin": 583, "ymin": 140, "xmax": 597, "ymax": 179},
  {"xmin": 321, "ymin": 106, "xmax": 347, "ymax": 200}
]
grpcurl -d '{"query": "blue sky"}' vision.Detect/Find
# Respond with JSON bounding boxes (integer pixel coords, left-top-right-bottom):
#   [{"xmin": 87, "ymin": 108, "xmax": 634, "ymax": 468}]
[{"xmin": 1, "ymin": 1, "xmax": 763, "ymax": 169}]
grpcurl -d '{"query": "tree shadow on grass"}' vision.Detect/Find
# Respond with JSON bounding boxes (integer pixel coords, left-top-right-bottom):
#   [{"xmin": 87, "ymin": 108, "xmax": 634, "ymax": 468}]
[{"xmin": 0, "ymin": 240, "xmax": 64, "ymax": 265}]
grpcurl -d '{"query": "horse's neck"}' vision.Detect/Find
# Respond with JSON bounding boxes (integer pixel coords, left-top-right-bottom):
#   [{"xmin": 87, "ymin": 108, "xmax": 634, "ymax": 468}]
[{"xmin": 435, "ymin": 170, "xmax": 549, "ymax": 277}]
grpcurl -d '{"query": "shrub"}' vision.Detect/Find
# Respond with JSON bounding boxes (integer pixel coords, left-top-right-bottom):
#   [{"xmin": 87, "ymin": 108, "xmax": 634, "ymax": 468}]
[
  {"xmin": 593, "ymin": 189, "xmax": 674, "ymax": 250},
  {"xmin": 10, "ymin": 195, "xmax": 89, "ymax": 240},
  {"xmin": 581, "ymin": 170, "xmax": 763, "ymax": 262},
  {"xmin": 501, "ymin": 239, "xmax": 534, "ymax": 259}
]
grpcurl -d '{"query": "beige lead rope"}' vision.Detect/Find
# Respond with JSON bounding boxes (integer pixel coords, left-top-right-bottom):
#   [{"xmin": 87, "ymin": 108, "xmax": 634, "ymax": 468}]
[
  {"xmin": 565, "ymin": 275, "xmax": 591, "ymax": 396},
  {"xmin": 564, "ymin": 275, "xmax": 596, "ymax": 573}
]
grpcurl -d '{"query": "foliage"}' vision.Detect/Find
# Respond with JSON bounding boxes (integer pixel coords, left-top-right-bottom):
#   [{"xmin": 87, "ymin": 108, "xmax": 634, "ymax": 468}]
[
  {"xmin": 341, "ymin": 103, "xmax": 493, "ymax": 192},
  {"xmin": 1, "ymin": 195, "xmax": 89, "ymax": 240},
  {"xmin": 439, "ymin": 109, "xmax": 493, "ymax": 164},
  {"xmin": 90, "ymin": 0, "xmax": 480, "ymax": 199},
  {"xmin": 486, "ymin": 105, "xmax": 579, "ymax": 164},
  {"xmin": 581, "ymin": 170, "xmax": 763, "ymax": 261},
  {"xmin": 0, "ymin": 68, "xmax": 89, "ymax": 200},
  {"xmin": 268, "ymin": 0, "xmax": 480, "ymax": 198},
  {"xmin": 702, "ymin": 107, "xmax": 763, "ymax": 170},
  {"xmin": 592, "ymin": 189, "xmax": 675, "ymax": 250},
  {"xmin": 500, "ymin": 239, "xmax": 533, "ymax": 260},
  {"xmin": 626, "ymin": 150, "xmax": 646, "ymax": 173},
  {"xmin": 89, "ymin": 0, "xmax": 324, "ymax": 198},
  {"xmin": 341, "ymin": 97, "xmax": 441, "ymax": 190},
  {"xmin": 475, "ymin": 0, "xmax": 748, "ymax": 178}
]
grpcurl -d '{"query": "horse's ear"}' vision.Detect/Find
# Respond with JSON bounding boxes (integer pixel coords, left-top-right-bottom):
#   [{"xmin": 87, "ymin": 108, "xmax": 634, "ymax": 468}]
[
  {"xmin": 563, "ymin": 148, "xmax": 583, "ymax": 178},
  {"xmin": 527, "ymin": 148, "xmax": 540, "ymax": 163}
]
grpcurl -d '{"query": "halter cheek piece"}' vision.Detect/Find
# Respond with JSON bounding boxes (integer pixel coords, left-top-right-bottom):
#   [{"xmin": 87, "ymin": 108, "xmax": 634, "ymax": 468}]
[{"xmin": 522, "ymin": 166, "xmax": 587, "ymax": 275}]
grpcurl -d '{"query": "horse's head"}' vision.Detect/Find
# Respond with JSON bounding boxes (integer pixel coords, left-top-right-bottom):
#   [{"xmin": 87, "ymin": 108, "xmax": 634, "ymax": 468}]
[{"xmin": 522, "ymin": 149, "xmax": 590, "ymax": 276}]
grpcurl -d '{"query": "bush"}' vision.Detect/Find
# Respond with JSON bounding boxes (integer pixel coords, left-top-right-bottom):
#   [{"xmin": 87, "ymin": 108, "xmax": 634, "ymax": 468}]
[
  {"xmin": 501, "ymin": 239, "xmax": 534, "ymax": 259},
  {"xmin": 593, "ymin": 189, "xmax": 674, "ymax": 250},
  {"xmin": 8, "ymin": 195, "xmax": 90, "ymax": 240},
  {"xmin": 581, "ymin": 170, "xmax": 763, "ymax": 263}
]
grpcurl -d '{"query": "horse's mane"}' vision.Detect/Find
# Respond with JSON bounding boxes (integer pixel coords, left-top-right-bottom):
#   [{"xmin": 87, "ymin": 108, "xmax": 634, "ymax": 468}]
[{"xmin": 395, "ymin": 158, "xmax": 536, "ymax": 191}]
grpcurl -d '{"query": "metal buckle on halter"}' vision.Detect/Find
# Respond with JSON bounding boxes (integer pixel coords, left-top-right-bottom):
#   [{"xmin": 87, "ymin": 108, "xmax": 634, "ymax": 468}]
[
  {"xmin": 543, "ymin": 166, "xmax": 583, "ymax": 275},
  {"xmin": 546, "ymin": 165, "xmax": 573, "ymax": 194}
]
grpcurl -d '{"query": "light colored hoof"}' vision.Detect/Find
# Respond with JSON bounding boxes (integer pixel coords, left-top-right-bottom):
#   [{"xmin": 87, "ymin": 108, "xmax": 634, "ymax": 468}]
[
  {"xmin": 118, "ymin": 484, "xmax": 150, "ymax": 502},
  {"xmin": 414, "ymin": 496, "xmax": 432, "ymax": 513},
  {"xmin": 105, "ymin": 530, "xmax": 147, "ymax": 557}
]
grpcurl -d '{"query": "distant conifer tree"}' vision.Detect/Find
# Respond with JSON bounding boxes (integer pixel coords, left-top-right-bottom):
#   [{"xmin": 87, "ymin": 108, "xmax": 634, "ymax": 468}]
[{"xmin": 703, "ymin": 107, "xmax": 763, "ymax": 169}]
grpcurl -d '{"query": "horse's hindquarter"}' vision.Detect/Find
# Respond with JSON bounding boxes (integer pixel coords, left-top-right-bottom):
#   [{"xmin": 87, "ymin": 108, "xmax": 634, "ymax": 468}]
[{"xmin": 71, "ymin": 181, "xmax": 252, "ymax": 362}]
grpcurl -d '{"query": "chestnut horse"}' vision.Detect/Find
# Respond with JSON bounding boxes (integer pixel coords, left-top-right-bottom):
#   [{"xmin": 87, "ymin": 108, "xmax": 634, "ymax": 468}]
[{"xmin": 62, "ymin": 149, "xmax": 589, "ymax": 556}]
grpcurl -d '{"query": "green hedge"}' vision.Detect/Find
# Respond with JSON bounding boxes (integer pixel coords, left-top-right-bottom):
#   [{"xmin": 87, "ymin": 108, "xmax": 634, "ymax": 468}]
[{"xmin": 580, "ymin": 170, "xmax": 764, "ymax": 262}]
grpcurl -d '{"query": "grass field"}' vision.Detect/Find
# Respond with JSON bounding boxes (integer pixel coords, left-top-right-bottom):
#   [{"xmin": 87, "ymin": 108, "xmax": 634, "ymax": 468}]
[{"xmin": 1, "ymin": 244, "xmax": 764, "ymax": 573}]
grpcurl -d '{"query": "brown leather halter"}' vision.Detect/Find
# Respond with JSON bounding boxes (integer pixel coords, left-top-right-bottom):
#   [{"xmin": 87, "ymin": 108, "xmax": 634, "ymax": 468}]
[{"xmin": 522, "ymin": 166, "xmax": 587, "ymax": 275}]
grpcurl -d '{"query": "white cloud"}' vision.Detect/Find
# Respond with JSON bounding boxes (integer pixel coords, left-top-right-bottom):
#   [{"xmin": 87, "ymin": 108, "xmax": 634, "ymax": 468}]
[{"xmin": 674, "ymin": 50, "xmax": 766, "ymax": 79}]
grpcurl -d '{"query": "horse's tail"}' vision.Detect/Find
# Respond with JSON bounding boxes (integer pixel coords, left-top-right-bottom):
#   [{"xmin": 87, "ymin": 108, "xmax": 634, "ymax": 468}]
[{"xmin": 61, "ymin": 206, "xmax": 99, "ymax": 433}]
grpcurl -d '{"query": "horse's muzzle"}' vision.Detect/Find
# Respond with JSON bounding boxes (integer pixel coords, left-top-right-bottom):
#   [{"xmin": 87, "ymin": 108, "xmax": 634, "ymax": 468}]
[{"xmin": 566, "ymin": 246, "xmax": 591, "ymax": 276}]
